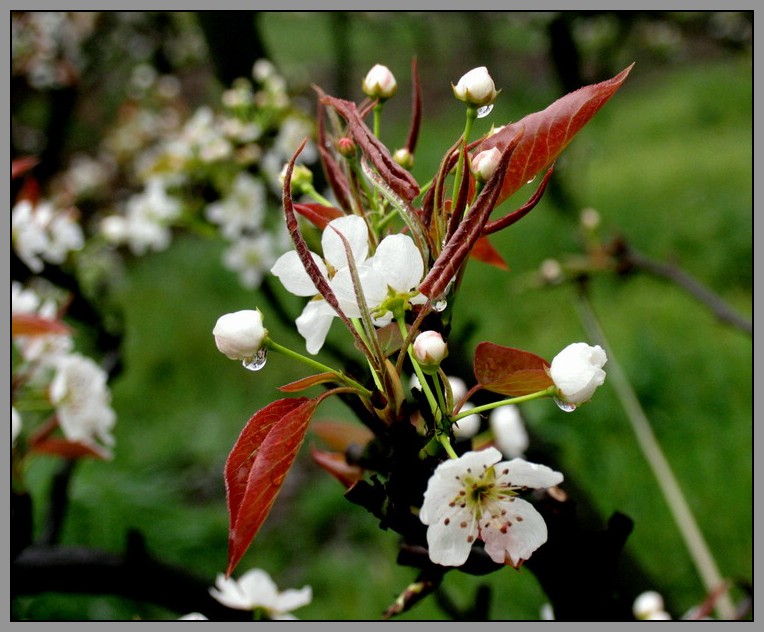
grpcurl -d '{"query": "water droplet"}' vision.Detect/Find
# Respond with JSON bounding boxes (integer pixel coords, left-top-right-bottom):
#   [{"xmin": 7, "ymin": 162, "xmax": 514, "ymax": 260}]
[
  {"xmin": 553, "ymin": 397, "xmax": 576, "ymax": 413},
  {"xmin": 433, "ymin": 297, "xmax": 448, "ymax": 312},
  {"xmin": 526, "ymin": 175, "xmax": 537, "ymax": 184},
  {"xmin": 476, "ymin": 104, "xmax": 494, "ymax": 119},
  {"xmin": 243, "ymin": 347, "xmax": 268, "ymax": 371}
]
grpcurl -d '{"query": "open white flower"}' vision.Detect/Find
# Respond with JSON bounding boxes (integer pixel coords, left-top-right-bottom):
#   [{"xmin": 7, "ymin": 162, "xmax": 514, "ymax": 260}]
[
  {"xmin": 270, "ymin": 215, "xmax": 370, "ymax": 354},
  {"xmin": 420, "ymin": 447, "xmax": 562, "ymax": 567},
  {"xmin": 209, "ymin": 568, "xmax": 312, "ymax": 620},
  {"xmin": 549, "ymin": 342, "xmax": 607, "ymax": 406}
]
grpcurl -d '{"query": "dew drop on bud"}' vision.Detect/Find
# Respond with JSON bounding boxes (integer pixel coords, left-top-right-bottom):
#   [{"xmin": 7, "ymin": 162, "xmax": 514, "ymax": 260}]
[
  {"xmin": 476, "ymin": 104, "xmax": 494, "ymax": 119},
  {"xmin": 553, "ymin": 397, "xmax": 576, "ymax": 413},
  {"xmin": 243, "ymin": 347, "xmax": 268, "ymax": 371},
  {"xmin": 432, "ymin": 297, "xmax": 448, "ymax": 312}
]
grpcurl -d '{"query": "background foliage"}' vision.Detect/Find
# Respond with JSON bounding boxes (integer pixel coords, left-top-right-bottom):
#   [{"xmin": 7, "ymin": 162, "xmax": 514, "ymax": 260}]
[{"xmin": 11, "ymin": 11, "xmax": 752, "ymax": 620}]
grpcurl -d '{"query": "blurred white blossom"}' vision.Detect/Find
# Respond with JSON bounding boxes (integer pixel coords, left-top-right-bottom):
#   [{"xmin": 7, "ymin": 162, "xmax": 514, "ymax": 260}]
[{"xmin": 209, "ymin": 568, "xmax": 312, "ymax": 619}]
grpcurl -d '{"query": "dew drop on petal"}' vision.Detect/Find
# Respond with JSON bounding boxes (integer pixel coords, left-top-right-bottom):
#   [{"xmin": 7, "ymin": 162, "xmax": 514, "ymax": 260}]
[
  {"xmin": 476, "ymin": 104, "xmax": 494, "ymax": 119},
  {"xmin": 553, "ymin": 396, "xmax": 576, "ymax": 412},
  {"xmin": 243, "ymin": 347, "xmax": 268, "ymax": 371}
]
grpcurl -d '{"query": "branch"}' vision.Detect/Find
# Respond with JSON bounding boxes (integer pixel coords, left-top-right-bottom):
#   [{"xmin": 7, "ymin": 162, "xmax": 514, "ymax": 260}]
[
  {"xmin": 11, "ymin": 531, "xmax": 251, "ymax": 621},
  {"xmin": 614, "ymin": 240, "xmax": 752, "ymax": 335}
]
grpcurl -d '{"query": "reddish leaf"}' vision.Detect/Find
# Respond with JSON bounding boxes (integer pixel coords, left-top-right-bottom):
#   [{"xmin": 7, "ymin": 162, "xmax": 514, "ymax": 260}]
[
  {"xmin": 224, "ymin": 396, "xmax": 322, "ymax": 576},
  {"xmin": 470, "ymin": 235, "xmax": 509, "ymax": 270},
  {"xmin": 294, "ymin": 203, "xmax": 344, "ymax": 230},
  {"xmin": 12, "ymin": 155, "xmax": 39, "ymax": 180},
  {"xmin": 29, "ymin": 438, "xmax": 110, "ymax": 460},
  {"xmin": 476, "ymin": 64, "xmax": 634, "ymax": 207},
  {"xmin": 310, "ymin": 420, "xmax": 374, "ymax": 452},
  {"xmin": 12, "ymin": 314, "xmax": 71, "ymax": 337},
  {"xmin": 278, "ymin": 372, "xmax": 338, "ymax": 393},
  {"xmin": 310, "ymin": 446, "xmax": 365, "ymax": 488},
  {"xmin": 474, "ymin": 342, "xmax": 553, "ymax": 396}
]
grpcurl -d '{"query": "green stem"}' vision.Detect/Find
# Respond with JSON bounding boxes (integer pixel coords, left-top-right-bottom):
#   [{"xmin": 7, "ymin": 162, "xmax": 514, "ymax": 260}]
[
  {"xmin": 373, "ymin": 102, "xmax": 383, "ymax": 138},
  {"xmin": 302, "ymin": 184, "xmax": 335, "ymax": 208},
  {"xmin": 396, "ymin": 316, "xmax": 439, "ymax": 418},
  {"xmin": 574, "ymin": 289, "xmax": 736, "ymax": 620},
  {"xmin": 451, "ymin": 386, "xmax": 557, "ymax": 422},
  {"xmin": 265, "ymin": 338, "xmax": 372, "ymax": 398},
  {"xmin": 449, "ymin": 106, "xmax": 477, "ymax": 217}
]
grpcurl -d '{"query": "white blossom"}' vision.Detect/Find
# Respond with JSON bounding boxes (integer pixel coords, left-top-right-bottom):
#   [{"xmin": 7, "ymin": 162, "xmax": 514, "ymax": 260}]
[
  {"xmin": 489, "ymin": 405, "xmax": 529, "ymax": 459},
  {"xmin": 633, "ymin": 590, "xmax": 672, "ymax": 620},
  {"xmin": 209, "ymin": 568, "xmax": 312, "ymax": 619},
  {"xmin": 413, "ymin": 331, "xmax": 448, "ymax": 371},
  {"xmin": 49, "ymin": 353, "xmax": 116, "ymax": 455},
  {"xmin": 12, "ymin": 407, "xmax": 22, "ymax": 447},
  {"xmin": 205, "ymin": 172, "xmax": 267, "ymax": 240},
  {"xmin": 213, "ymin": 310, "xmax": 267, "ymax": 363},
  {"xmin": 271, "ymin": 215, "xmax": 370, "ymax": 354},
  {"xmin": 420, "ymin": 447, "xmax": 562, "ymax": 567},
  {"xmin": 222, "ymin": 233, "xmax": 278, "ymax": 290},
  {"xmin": 12, "ymin": 199, "xmax": 84, "ymax": 273},
  {"xmin": 471, "ymin": 147, "xmax": 502, "ymax": 183},
  {"xmin": 451, "ymin": 402, "xmax": 481, "ymax": 439},
  {"xmin": 549, "ymin": 342, "xmax": 608, "ymax": 406}
]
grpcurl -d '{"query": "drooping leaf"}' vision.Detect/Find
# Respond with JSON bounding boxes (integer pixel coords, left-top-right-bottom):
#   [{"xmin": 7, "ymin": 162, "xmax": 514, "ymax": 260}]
[
  {"xmin": 12, "ymin": 314, "xmax": 71, "ymax": 337},
  {"xmin": 310, "ymin": 420, "xmax": 374, "ymax": 452},
  {"xmin": 476, "ymin": 63, "xmax": 634, "ymax": 207},
  {"xmin": 294, "ymin": 202, "xmax": 344, "ymax": 231},
  {"xmin": 310, "ymin": 446, "xmax": 366, "ymax": 488},
  {"xmin": 474, "ymin": 342, "xmax": 553, "ymax": 396},
  {"xmin": 224, "ymin": 396, "xmax": 322, "ymax": 576},
  {"xmin": 29, "ymin": 438, "xmax": 110, "ymax": 460},
  {"xmin": 12, "ymin": 155, "xmax": 39, "ymax": 180},
  {"xmin": 470, "ymin": 235, "xmax": 509, "ymax": 270},
  {"xmin": 278, "ymin": 372, "xmax": 339, "ymax": 393}
]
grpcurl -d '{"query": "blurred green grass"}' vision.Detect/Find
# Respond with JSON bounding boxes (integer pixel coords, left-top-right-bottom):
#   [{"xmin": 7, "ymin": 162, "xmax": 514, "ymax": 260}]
[{"xmin": 18, "ymin": 17, "xmax": 751, "ymax": 621}]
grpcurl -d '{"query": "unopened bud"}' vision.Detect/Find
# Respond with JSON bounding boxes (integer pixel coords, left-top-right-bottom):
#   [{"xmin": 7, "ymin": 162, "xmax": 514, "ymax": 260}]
[
  {"xmin": 393, "ymin": 147, "xmax": 414, "ymax": 170},
  {"xmin": 413, "ymin": 330, "xmax": 448, "ymax": 374},
  {"xmin": 280, "ymin": 163, "xmax": 313, "ymax": 192},
  {"xmin": 471, "ymin": 147, "xmax": 502, "ymax": 182},
  {"xmin": 580, "ymin": 207, "xmax": 601, "ymax": 231},
  {"xmin": 362, "ymin": 64, "xmax": 398, "ymax": 100},
  {"xmin": 337, "ymin": 137, "xmax": 357, "ymax": 158},
  {"xmin": 213, "ymin": 309, "xmax": 267, "ymax": 363},
  {"xmin": 452, "ymin": 66, "xmax": 499, "ymax": 107}
]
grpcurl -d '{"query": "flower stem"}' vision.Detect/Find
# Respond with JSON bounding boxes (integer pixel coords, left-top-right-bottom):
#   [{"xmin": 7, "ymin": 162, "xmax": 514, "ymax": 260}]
[
  {"xmin": 396, "ymin": 316, "xmax": 439, "ymax": 418},
  {"xmin": 449, "ymin": 105, "xmax": 477, "ymax": 217},
  {"xmin": 265, "ymin": 338, "xmax": 372, "ymax": 398},
  {"xmin": 302, "ymin": 184, "xmax": 334, "ymax": 208},
  {"xmin": 574, "ymin": 289, "xmax": 736, "ymax": 620},
  {"xmin": 450, "ymin": 387, "xmax": 557, "ymax": 422}
]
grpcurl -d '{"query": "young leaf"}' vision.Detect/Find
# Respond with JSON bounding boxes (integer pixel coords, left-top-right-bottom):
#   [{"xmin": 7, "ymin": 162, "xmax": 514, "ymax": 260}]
[
  {"xmin": 470, "ymin": 235, "xmax": 509, "ymax": 270},
  {"xmin": 294, "ymin": 202, "xmax": 344, "ymax": 230},
  {"xmin": 12, "ymin": 313, "xmax": 71, "ymax": 337},
  {"xmin": 310, "ymin": 420, "xmax": 375, "ymax": 452},
  {"xmin": 310, "ymin": 446, "xmax": 366, "ymax": 488},
  {"xmin": 473, "ymin": 342, "xmax": 553, "ymax": 396},
  {"xmin": 278, "ymin": 372, "xmax": 339, "ymax": 393},
  {"xmin": 475, "ymin": 63, "xmax": 634, "ymax": 207},
  {"xmin": 224, "ymin": 396, "xmax": 321, "ymax": 576}
]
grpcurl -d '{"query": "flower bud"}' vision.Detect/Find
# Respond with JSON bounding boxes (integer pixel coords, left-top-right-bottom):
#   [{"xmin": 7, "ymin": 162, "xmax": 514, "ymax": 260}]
[
  {"xmin": 337, "ymin": 137, "xmax": 357, "ymax": 158},
  {"xmin": 393, "ymin": 147, "xmax": 414, "ymax": 170},
  {"xmin": 549, "ymin": 342, "xmax": 607, "ymax": 406},
  {"xmin": 413, "ymin": 330, "xmax": 448, "ymax": 374},
  {"xmin": 279, "ymin": 163, "xmax": 313, "ymax": 192},
  {"xmin": 471, "ymin": 147, "xmax": 502, "ymax": 182},
  {"xmin": 213, "ymin": 309, "xmax": 267, "ymax": 362},
  {"xmin": 362, "ymin": 64, "xmax": 398, "ymax": 100},
  {"xmin": 452, "ymin": 66, "xmax": 499, "ymax": 107},
  {"xmin": 633, "ymin": 591, "xmax": 667, "ymax": 620}
]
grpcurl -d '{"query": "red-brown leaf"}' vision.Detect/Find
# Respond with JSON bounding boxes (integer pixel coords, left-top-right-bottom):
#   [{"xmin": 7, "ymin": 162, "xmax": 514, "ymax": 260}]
[
  {"xmin": 294, "ymin": 203, "xmax": 344, "ymax": 231},
  {"xmin": 310, "ymin": 420, "xmax": 374, "ymax": 452},
  {"xmin": 476, "ymin": 63, "xmax": 634, "ymax": 207},
  {"xmin": 474, "ymin": 342, "xmax": 553, "ymax": 396},
  {"xmin": 29, "ymin": 438, "xmax": 110, "ymax": 460},
  {"xmin": 224, "ymin": 397, "xmax": 320, "ymax": 576},
  {"xmin": 470, "ymin": 236, "xmax": 509, "ymax": 270},
  {"xmin": 12, "ymin": 314, "xmax": 71, "ymax": 337},
  {"xmin": 278, "ymin": 372, "xmax": 338, "ymax": 393},
  {"xmin": 310, "ymin": 446, "xmax": 365, "ymax": 488}
]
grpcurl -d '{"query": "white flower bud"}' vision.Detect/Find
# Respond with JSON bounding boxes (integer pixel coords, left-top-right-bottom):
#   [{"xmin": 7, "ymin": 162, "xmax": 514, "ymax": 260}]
[
  {"xmin": 452, "ymin": 403, "xmax": 481, "ymax": 438},
  {"xmin": 213, "ymin": 309, "xmax": 267, "ymax": 362},
  {"xmin": 413, "ymin": 330, "xmax": 448, "ymax": 373},
  {"xmin": 471, "ymin": 147, "xmax": 502, "ymax": 182},
  {"xmin": 549, "ymin": 342, "xmax": 607, "ymax": 406},
  {"xmin": 362, "ymin": 64, "xmax": 398, "ymax": 100},
  {"xmin": 633, "ymin": 591, "xmax": 667, "ymax": 620},
  {"xmin": 452, "ymin": 66, "xmax": 499, "ymax": 106},
  {"xmin": 393, "ymin": 147, "xmax": 414, "ymax": 170}
]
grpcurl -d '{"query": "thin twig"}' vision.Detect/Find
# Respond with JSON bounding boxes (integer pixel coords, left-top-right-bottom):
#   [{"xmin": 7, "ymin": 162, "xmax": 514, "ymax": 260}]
[{"xmin": 574, "ymin": 285, "xmax": 737, "ymax": 620}]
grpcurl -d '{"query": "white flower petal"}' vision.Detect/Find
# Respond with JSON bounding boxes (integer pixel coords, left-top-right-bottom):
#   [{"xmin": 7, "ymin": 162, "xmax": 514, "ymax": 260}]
[
  {"xmin": 371, "ymin": 234, "xmax": 424, "ymax": 292},
  {"xmin": 321, "ymin": 215, "xmax": 369, "ymax": 270},
  {"xmin": 274, "ymin": 586, "xmax": 313, "ymax": 613},
  {"xmin": 296, "ymin": 299, "xmax": 335, "ymax": 355},
  {"xmin": 425, "ymin": 509, "xmax": 479, "ymax": 566},
  {"xmin": 480, "ymin": 497, "xmax": 548, "ymax": 566},
  {"xmin": 271, "ymin": 250, "xmax": 328, "ymax": 297},
  {"xmin": 495, "ymin": 458, "xmax": 563, "ymax": 490}
]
